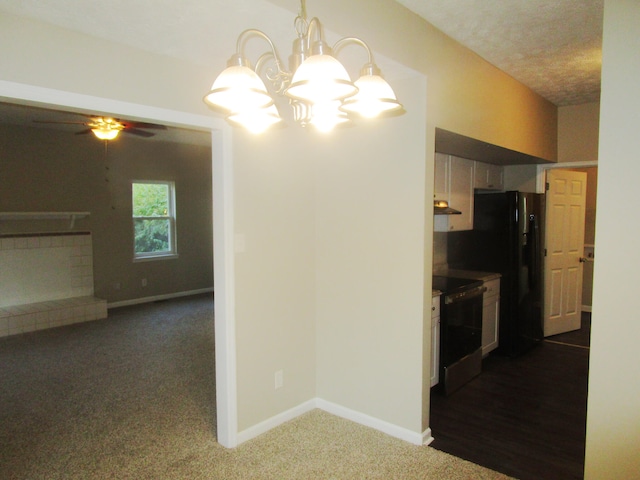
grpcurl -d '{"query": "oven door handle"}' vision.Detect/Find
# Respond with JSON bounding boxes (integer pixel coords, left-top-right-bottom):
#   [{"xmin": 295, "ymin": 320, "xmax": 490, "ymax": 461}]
[{"xmin": 444, "ymin": 285, "xmax": 487, "ymax": 304}]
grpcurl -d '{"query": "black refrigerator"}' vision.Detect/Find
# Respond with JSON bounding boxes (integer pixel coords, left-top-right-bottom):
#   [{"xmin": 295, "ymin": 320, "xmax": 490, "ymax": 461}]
[{"xmin": 447, "ymin": 191, "xmax": 545, "ymax": 357}]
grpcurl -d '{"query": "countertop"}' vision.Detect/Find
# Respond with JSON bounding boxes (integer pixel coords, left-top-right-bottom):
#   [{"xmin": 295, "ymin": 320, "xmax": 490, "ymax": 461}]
[{"xmin": 445, "ymin": 269, "xmax": 501, "ymax": 282}]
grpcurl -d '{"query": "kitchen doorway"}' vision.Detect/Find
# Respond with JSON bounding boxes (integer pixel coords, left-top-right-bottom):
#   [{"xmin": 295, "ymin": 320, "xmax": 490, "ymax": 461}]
[{"xmin": 430, "ymin": 156, "xmax": 597, "ymax": 479}]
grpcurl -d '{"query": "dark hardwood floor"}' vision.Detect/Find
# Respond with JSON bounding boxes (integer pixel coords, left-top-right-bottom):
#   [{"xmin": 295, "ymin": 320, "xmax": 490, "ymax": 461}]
[{"xmin": 430, "ymin": 313, "xmax": 590, "ymax": 480}]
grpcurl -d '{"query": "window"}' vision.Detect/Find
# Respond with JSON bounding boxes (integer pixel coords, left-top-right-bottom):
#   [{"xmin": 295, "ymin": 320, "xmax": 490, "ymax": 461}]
[{"xmin": 132, "ymin": 181, "xmax": 177, "ymax": 260}]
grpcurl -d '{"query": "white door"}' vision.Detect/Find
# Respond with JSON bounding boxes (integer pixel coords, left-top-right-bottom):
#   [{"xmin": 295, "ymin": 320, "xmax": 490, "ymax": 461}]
[{"xmin": 544, "ymin": 169, "xmax": 587, "ymax": 336}]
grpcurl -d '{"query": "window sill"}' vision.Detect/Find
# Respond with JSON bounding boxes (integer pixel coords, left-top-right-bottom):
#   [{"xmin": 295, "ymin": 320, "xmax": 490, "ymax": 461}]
[{"xmin": 133, "ymin": 253, "xmax": 179, "ymax": 263}]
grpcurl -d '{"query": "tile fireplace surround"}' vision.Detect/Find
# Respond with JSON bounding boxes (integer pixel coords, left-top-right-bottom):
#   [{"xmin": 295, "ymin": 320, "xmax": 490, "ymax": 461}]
[{"xmin": 0, "ymin": 232, "xmax": 107, "ymax": 337}]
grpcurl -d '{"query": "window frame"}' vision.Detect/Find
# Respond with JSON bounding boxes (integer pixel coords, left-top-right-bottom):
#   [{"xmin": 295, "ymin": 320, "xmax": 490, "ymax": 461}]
[{"xmin": 131, "ymin": 180, "xmax": 178, "ymax": 262}]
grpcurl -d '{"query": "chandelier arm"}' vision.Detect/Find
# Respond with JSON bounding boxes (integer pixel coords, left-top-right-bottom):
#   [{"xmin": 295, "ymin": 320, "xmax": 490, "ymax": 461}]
[
  {"xmin": 332, "ymin": 37, "xmax": 375, "ymax": 66},
  {"xmin": 256, "ymin": 52, "xmax": 291, "ymax": 95},
  {"xmin": 305, "ymin": 17, "xmax": 325, "ymax": 51},
  {"xmin": 235, "ymin": 29, "xmax": 289, "ymax": 78}
]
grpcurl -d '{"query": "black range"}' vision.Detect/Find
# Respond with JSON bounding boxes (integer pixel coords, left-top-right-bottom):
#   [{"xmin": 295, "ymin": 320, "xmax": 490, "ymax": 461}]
[{"xmin": 433, "ymin": 275, "xmax": 486, "ymax": 395}]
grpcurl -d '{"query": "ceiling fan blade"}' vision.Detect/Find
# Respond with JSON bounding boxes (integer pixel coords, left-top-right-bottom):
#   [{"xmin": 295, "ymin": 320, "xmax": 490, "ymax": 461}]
[
  {"xmin": 124, "ymin": 128, "xmax": 155, "ymax": 137},
  {"xmin": 33, "ymin": 120, "xmax": 87, "ymax": 125},
  {"xmin": 124, "ymin": 121, "xmax": 167, "ymax": 130},
  {"xmin": 75, "ymin": 128, "xmax": 93, "ymax": 135}
]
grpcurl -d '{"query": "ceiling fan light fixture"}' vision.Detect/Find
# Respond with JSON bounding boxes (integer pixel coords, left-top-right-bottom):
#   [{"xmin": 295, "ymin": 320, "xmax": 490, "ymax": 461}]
[{"xmin": 91, "ymin": 127, "xmax": 120, "ymax": 140}]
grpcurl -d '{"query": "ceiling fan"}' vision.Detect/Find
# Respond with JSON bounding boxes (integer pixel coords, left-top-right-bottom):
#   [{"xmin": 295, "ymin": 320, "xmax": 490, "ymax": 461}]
[{"xmin": 34, "ymin": 115, "xmax": 167, "ymax": 140}]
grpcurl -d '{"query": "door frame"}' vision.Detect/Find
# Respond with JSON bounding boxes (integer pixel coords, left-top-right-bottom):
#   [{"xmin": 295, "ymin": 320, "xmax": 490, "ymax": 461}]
[
  {"xmin": 0, "ymin": 80, "xmax": 238, "ymax": 447},
  {"xmin": 536, "ymin": 161, "xmax": 598, "ymax": 315},
  {"xmin": 535, "ymin": 161, "xmax": 598, "ymax": 192}
]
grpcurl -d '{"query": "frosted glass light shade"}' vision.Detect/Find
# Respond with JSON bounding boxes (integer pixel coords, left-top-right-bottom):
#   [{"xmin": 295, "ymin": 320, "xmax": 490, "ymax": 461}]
[
  {"xmin": 285, "ymin": 54, "xmax": 357, "ymax": 103},
  {"xmin": 227, "ymin": 105, "xmax": 282, "ymax": 134},
  {"xmin": 309, "ymin": 101, "xmax": 351, "ymax": 133},
  {"xmin": 92, "ymin": 128, "xmax": 119, "ymax": 140},
  {"xmin": 340, "ymin": 74, "xmax": 403, "ymax": 118},
  {"xmin": 204, "ymin": 65, "xmax": 273, "ymax": 113}
]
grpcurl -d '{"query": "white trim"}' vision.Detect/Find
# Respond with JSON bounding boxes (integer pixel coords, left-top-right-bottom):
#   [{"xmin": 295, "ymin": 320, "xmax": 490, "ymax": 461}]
[
  {"xmin": 236, "ymin": 398, "xmax": 428, "ymax": 447},
  {"xmin": 422, "ymin": 427, "xmax": 435, "ymax": 446},
  {"xmin": 316, "ymin": 399, "xmax": 426, "ymax": 446},
  {"xmin": 236, "ymin": 399, "xmax": 317, "ymax": 445},
  {"xmin": 212, "ymin": 126, "xmax": 239, "ymax": 448},
  {"xmin": 0, "ymin": 80, "xmax": 237, "ymax": 449},
  {"xmin": 535, "ymin": 160, "xmax": 598, "ymax": 193},
  {"xmin": 106, "ymin": 287, "xmax": 214, "ymax": 309},
  {"xmin": 0, "ymin": 80, "xmax": 216, "ymax": 130}
]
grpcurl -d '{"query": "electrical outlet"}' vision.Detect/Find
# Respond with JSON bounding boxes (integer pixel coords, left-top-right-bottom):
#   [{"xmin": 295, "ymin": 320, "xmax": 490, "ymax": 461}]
[
  {"xmin": 275, "ymin": 370, "xmax": 284, "ymax": 390},
  {"xmin": 141, "ymin": 278, "xmax": 147, "ymax": 287}
]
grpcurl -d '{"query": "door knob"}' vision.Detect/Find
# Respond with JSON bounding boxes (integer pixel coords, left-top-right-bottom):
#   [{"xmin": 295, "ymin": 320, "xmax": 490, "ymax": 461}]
[{"xmin": 579, "ymin": 257, "xmax": 587, "ymax": 263}]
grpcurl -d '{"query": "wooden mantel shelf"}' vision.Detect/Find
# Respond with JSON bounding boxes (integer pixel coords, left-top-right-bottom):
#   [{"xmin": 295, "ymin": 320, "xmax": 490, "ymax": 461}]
[{"xmin": 0, "ymin": 212, "xmax": 90, "ymax": 229}]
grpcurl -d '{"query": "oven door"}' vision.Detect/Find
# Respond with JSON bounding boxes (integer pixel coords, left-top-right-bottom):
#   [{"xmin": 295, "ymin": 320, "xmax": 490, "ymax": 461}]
[{"xmin": 441, "ymin": 284, "xmax": 485, "ymax": 395}]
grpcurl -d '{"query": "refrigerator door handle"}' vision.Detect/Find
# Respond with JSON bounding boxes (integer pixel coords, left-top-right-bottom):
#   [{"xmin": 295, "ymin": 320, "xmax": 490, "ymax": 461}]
[{"xmin": 528, "ymin": 214, "xmax": 538, "ymax": 288}]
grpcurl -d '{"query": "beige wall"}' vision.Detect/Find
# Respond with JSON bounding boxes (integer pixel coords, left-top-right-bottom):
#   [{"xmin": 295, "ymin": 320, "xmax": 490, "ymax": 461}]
[
  {"xmin": 0, "ymin": 123, "xmax": 213, "ymax": 304},
  {"xmin": 573, "ymin": 167, "xmax": 597, "ymax": 307},
  {"xmin": 558, "ymin": 102, "xmax": 600, "ymax": 163},
  {"xmin": 232, "ymin": 123, "xmax": 317, "ymax": 430},
  {"xmin": 270, "ymin": 0, "xmax": 558, "ymax": 163},
  {"xmin": 314, "ymin": 76, "xmax": 428, "ymax": 433},
  {"xmin": 0, "ymin": 1, "xmax": 560, "ymax": 444},
  {"xmin": 585, "ymin": 0, "xmax": 640, "ymax": 477}
]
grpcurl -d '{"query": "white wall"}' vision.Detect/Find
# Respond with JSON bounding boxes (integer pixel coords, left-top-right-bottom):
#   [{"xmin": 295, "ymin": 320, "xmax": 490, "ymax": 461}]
[
  {"xmin": 584, "ymin": 1, "xmax": 640, "ymax": 477},
  {"xmin": 315, "ymin": 76, "xmax": 427, "ymax": 433},
  {"xmin": 232, "ymin": 125, "xmax": 317, "ymax": 431}
]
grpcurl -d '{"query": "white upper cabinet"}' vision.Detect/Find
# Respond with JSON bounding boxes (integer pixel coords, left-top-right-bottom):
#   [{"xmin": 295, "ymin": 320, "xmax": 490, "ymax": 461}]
[
  {"xmin": 434, "ymin": 153, "xmax": 474, "ymax": 231},
  {"xmin": 474, "ymin": 161, "xmax": 504, "ymax": 191},
  {"xmin": 434, "ymin": 152, "xmax": 449, "ymax": 201}
]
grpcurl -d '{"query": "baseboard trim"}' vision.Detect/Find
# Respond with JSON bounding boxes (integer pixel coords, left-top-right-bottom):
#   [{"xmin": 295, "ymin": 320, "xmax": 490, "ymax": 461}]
[
  {"xmin": 423, "ymin": 427, "xmax": 435, "ymax": 445},
  {"xmin": 236, "ymin": 399, "xmax": 316, "ymax": 445},
  {"xmin": 236, "ymin": 398, "xmax": 427, "ymax": 447},
  {"xmin": 107, "ymin": 287, "xmax": 214, "ymax": 309},
  {"xmin": 316, "ymin": 399, "xmax": 426, "ymax": 446}
]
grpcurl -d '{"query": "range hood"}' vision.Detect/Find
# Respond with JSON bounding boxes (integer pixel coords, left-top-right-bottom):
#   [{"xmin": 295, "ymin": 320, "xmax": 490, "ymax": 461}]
[{"xmin": 434, "ymin": 200, "xmax": 462, "ymax": 215}]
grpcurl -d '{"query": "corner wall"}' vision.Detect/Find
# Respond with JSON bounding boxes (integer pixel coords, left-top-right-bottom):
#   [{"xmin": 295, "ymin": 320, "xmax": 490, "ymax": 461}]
[{"xmin": 585, "ymin": 1, "xmax": 640, "ymax": 477}]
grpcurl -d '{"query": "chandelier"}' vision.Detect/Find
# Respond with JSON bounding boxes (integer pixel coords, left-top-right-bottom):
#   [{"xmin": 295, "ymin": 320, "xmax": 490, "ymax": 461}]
[{"xmin": 203, "ymin": 0, "xmax": 404, "ymax": 134}]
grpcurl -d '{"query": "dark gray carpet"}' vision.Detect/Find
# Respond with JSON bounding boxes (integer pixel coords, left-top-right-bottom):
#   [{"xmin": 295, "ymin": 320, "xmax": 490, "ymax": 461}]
[
  {"xmin": 0, "ymin": 294, "xmax": 217, "ymax": 479},
  {"xmin": 0, "ymin": 294, "xmax": 511, "ymax": 479}
]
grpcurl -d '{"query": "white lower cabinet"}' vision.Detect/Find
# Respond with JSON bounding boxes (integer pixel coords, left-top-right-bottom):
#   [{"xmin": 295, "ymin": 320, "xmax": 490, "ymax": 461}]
[
  {"xmin": 430, "ymin": 295, "xmax": 441, "ymax": 387},
  {"xmin": 482, "ymin": 278, "xmax": 500, "ymax": 356}
]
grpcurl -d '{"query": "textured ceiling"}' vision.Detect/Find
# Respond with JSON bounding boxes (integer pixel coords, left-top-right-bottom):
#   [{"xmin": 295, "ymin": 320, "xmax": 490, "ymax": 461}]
[
  {"xmin": 395, "ymin": 0, "xmax": 603, "ymax": 105},
  {"xmin": 0, "ymin": 0, "xmax": 603, "ymax": 133}
]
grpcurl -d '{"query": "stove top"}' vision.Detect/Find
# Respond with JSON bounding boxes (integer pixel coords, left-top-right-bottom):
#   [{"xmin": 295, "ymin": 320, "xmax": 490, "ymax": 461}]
[{"xmin": 432, "ymin": 275, "xmax": 483, "ymax": 294}]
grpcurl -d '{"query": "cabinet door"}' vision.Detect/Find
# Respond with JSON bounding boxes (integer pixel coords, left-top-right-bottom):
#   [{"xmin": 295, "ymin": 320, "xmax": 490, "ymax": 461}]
[
  {"xmin": 474, "ymin": 161, "xmax": 504, "ymax": 190},
  {"xmin": 482, "ymin": 296, "xmax": 499, "ymax": 355},
  {"xmin": 482, "ymin": 279, "xmax": 500, "ymax": 355},
  {"xmin": 434, "ymin": 152, "xmax": 449, "ymax": 200},
  {"xmin": 486, "ymin": 163, "xmax": 504, "ymax": 190},
  {"xmin": 474, "ymin": 161, "xmax": 490, "ymax": 189},
  {"xmin": 448, "ymin": 156, "xmax": 474, "ymax": 231}
]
